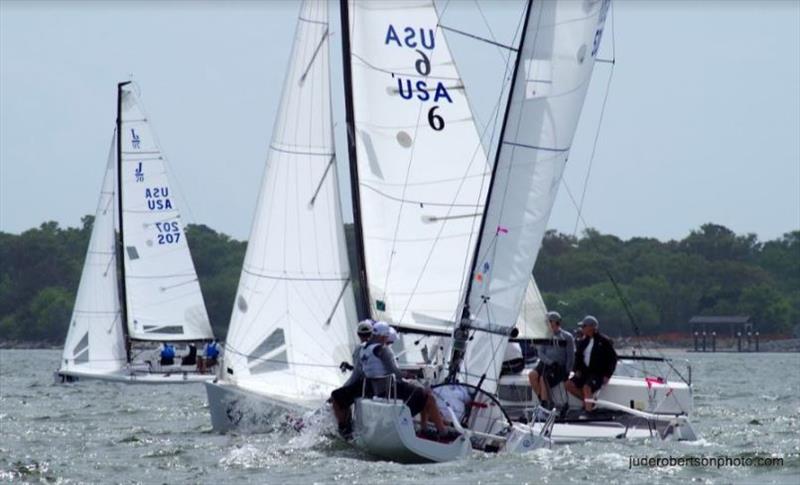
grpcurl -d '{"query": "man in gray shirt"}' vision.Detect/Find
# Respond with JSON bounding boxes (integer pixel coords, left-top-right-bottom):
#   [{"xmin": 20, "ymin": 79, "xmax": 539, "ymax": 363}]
[{"xmin": 528, "ymin": 311, "xmax": 575, "ymax": 410}]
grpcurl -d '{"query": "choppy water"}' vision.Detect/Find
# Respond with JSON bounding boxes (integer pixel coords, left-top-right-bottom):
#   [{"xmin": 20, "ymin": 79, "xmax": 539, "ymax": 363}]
[{"xmin": 1, "ymin": 349, "xmax": 798, "ymax": 484}]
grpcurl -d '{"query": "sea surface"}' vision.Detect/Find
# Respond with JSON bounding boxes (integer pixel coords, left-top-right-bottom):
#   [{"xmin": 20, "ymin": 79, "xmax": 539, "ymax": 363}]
[{"xmin": 1, "ymin": 349, "xmax": 798, "ymax": 484}]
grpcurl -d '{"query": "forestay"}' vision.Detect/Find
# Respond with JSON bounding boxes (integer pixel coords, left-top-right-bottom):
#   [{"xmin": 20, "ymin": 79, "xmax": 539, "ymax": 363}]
[
  {"xmin": 60, "ymin": 137, "xmax": 127, "ymax": 374},
  {"xmin": 118, "ymin": 85, "xmax": 212, "ymax": 341},
  {"xmin": 224, "ymin": 0, "xmax": 358, "ymax": 404},
  {"xmin": 347, "ymin": 0, "xmax": 489, "ymax": 330},
  {"xmin": 459, "ymin": 0, "xmax": 610, "ymax": 392}
]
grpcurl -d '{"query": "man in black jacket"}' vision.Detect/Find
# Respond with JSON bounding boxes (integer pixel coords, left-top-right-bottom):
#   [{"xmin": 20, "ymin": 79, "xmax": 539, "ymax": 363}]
[{"xmin": 565, "ymin": 315, "xmax": 617, "ymax": 412}]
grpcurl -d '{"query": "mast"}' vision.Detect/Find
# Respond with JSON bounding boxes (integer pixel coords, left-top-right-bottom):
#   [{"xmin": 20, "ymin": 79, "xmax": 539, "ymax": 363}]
[
  {"xmin": 116, "ymin": 81, "xmax": 132, "ymax": 361},
  {"xmin": 446, "ymin": 0, "xmax": 534, "ymax": 382},
  {"xmin": 338, "ymin": 0, "xmax": 371, "ymax": 321}
]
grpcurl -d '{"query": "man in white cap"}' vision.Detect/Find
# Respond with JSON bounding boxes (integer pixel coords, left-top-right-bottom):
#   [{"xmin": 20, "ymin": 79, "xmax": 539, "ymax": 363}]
[
  {"xmin": 529, "ymin": 311, "xmax": 575, "ymax": 410},
  {"xmin": 330, "ymin": 319, "xmax": 374, "ymax": 437},
  {"xmin": 565, "ymin": 315, "xmax": 617, "ymax": 413},
  {"xmin": 360, "ymin": 321, "xmax": 449, "ymax": 439}
]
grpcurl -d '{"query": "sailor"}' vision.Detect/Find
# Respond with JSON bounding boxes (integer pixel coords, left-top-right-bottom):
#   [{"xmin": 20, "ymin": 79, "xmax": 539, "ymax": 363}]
[
  {"xmin": 500, "ymin": 327, "xmax": 524, "ymax": 375},
  {"xmin": 364, "ymin": 322, "xmax": 449, "ymax": 440},
  {"xmin": 198, "ymin": 340, "xmax": 220, "ymax": 372},
  {"xmin": 528, "ymin": 311, "xmax": 575, "ymax": 410},
  {"xmin": 181, "ymin": 343, "xmax": 198, "ymax": 366},
  {"xmin": 159, "ymin": 342, "xmax": 175, "ymax": 366},
  {"xmin": 330, "ymin": 320, "xmax": 374, "ymax": 438},
  {"xmin": 386, "ymin": 326, "xmax": 399, "ymax": 347},
  {"xmin": 432, "ymin": 384, "xmax": 473, "ymax": 425},
  {"xmin": 565, "ymin": 315, "xmax": 618, "ymax": 414}
]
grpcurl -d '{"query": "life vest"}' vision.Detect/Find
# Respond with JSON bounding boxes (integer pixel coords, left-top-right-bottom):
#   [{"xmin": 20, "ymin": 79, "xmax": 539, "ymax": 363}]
[{"xmin": 359, "ymin": 342, "xmax": 389, "ymax": 378}]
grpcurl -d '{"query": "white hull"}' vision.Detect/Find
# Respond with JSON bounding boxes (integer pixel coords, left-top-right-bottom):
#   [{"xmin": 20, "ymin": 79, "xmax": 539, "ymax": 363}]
[
  {"xmin": 56, "ymin": 368, "xmax": 214, "ymax": 385},
  {"xmin": 497, "ymin": 371, "xmax": 693, "ymax": 418},
  {"xmin": 205, "ymin": 381, "xmax": 316, "ymax": 433},
  {"xmin": 353, "ymin": 399, "xmax": 471, "ymax": 463}
]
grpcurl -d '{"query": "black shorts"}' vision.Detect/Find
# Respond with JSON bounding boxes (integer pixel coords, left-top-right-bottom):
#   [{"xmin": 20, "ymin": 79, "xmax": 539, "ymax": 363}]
[
  {"xmin": 500, "ymin": 358, "xmax": 525, "ymax": 375},
  {"xmin": 570, "ymin": 373, "xmax": 604, "ymax": 393},
  {"xmin": 331, "ymin": 379, "xmax": 368, "ymax": 408},
  {"xmin": 395, "ymin": 380, "xmax": 427, "ymax": 417},
  {"xmin": 534, "ymin": 361, "xmax": 567, "ymax": 386}
]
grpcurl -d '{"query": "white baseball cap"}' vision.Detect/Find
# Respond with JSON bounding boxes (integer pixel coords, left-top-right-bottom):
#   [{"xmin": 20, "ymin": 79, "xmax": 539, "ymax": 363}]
[{"xmin": 372, "ymin": 320, "xmax": 391, "ymax": 338}]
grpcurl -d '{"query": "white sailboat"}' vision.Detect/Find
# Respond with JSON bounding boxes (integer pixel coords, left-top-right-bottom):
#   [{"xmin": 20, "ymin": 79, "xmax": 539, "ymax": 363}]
[
  {"xmin": 206, "ymin": 0, "xmax": 360, "ymax": 432},
  {"xmin": 348, "ymin": 0, "xmax": 695, "ymax": 461},
  {"xmin": 56, "ymin": 82, "xmax": 217, "ymax": 384}
]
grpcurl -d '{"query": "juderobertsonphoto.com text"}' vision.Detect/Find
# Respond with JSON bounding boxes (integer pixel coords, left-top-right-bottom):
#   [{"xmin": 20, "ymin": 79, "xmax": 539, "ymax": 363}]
[{"xmin": 629, "ymin": 455, "xmax": 784, "ymax": 469}]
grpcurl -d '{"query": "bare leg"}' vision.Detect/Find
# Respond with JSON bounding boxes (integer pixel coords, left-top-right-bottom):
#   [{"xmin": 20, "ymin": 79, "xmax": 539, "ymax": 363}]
[
  {"xmin": 539, "ymin": 375, "xmax": 550, "ymax": 404},
  {"xmin": 425, "ymin": 396, "xmax": 446, "ymax": 433},
  {"xmin": 528, "ymin": 371, "xmax": 541, "ymax": 400},
  {"xmin": 331, "ymin": 400, "xmax": 349, "ymax": 427},
  {"xmin": 582, "ymin": 385, "xmax": 594, "ymax": 411},
  {"xmin": 565, "ymin": 379, "xmax": 582, "ymax": 400}
]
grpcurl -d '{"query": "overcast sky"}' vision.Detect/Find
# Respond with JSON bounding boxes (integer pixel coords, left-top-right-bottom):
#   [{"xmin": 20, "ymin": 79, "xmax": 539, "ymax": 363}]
[{"xmin": 2, "ymin": 0, "xmax": 798, "ymax": 243}]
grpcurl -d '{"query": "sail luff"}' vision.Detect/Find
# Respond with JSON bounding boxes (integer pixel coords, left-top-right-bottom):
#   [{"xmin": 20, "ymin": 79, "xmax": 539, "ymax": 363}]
[
  {"xmin": 116, "ymin": 81, "xmax": 132, "ymax": 361},
  {"xmin": 339, "ymin": 0, "xmax": 373, "ymax": 322}
]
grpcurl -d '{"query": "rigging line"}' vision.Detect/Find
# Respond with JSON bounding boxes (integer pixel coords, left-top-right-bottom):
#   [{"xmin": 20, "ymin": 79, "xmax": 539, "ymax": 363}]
[
  {"xmin": 502, "ymin": 140, "xmax": 569, "ymax": 152},
  {"xmin": 241, "ymin": 267, "xmax": 348, "ymax": 282},
  {"xmin": 159, "ymin": 278, "xmax": 199, "ymax": 291},
  {"xmin": 300, "ymin": 28, "xmax": 330, "ymax": 84},
  {"xmin": 350, "ymin": 53, "xmax": 461, "ymax": 82},
  {"xmin": 571, "ymin": 60, "xmax": 615, "ymax": 237},
  {"xmin": 308, "ymin": 155, "xmax": 336, "ymax": 207},
  {"xmin": 269, "ymin": 144, "xmax": 334, "ymax": 157},
  {"xmin": 360, "ymin": 183, "xmax": 483, "ymax": 209},
  {"xmin": 436, "ymin": 24, "xmax": 518, "ymax": 53},
  {"xmin": 324, "ymin": 279, "xmax": 351, "ymax": 326},
  {"xmin": 473, "ymin": 0, "xmax": 511, "ymax": 61}
]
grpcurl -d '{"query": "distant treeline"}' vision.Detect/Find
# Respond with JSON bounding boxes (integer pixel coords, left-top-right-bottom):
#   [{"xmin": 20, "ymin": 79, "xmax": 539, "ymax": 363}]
[{"xmin": 0, "ymin": 220, "xmax": 797, "ymax": 344}]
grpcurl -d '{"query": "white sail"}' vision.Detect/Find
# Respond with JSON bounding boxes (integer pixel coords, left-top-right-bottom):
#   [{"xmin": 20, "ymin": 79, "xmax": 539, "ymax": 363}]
[
  {"xmin": 117, "ymin": 85, "xmax": 213, "ymax": 342},
  {"xmin": 60, "ymin": 137, "xmax": 127, "ymax": 374},
  {"xmin": 459, "ymin": 0, "xmax": 610, "ymax": 391},
  {"xmin": 347, "ymin": 0, "xmax": 489, "ymax": 330},
  {"xmin": 223, "ymin": 0, "xmax": 358, "ymax": 405},
  {"xmin": 516, "ymin": 276, "xmax": 548, "ymax": 339}
]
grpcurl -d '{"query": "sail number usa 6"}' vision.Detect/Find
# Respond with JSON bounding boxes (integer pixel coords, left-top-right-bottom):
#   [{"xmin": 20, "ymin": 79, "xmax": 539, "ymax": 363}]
[
  {"xmin": 385, "ymin": 24, "xmax": 451, "ymax": 131},
  {"xmin": 154, "ymin": 221, "xmax": 181, "ymax": 245}
]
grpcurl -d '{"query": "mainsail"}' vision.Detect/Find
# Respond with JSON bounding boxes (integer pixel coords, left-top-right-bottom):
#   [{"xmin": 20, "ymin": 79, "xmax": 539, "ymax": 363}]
[
  {"xmin": 60, "ymin": 137, "xmax": 127, "ymax": 373},
  {"xmin": 223, "ymin": 0, "xmax": 358, "ymax": 405},
  {"xmin": 454, "ymin": 0, "xmax": 610, "ymax": 392},
  {"xmin": 344, "ymin": 0, "xmax": 490, "ymax": 331},
  {"xmin": 117, "ymin": 84, "xmax": 213, "ymax": 341}
]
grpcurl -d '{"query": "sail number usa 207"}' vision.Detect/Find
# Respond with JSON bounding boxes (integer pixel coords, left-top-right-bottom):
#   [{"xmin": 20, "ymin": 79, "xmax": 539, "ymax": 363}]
[
  {"xmin": 385, "ymin": 24, "xmax": 451, "ymax": 131},
  {"xmin": 154, "ymin": 221, "xmax": 181, "ymax": 245}
]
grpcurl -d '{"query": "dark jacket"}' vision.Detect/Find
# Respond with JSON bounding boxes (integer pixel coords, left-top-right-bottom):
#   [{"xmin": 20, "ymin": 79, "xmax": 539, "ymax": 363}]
[{"xmin": 574, "ymin": 332, "xmax": 617, "ymax": 379}]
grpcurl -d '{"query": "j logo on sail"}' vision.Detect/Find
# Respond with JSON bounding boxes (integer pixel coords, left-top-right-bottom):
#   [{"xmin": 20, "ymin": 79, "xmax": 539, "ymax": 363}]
[
  {"xmin": 134, "ymin": 162, "xmax": 144, "ymax": 182},
  {"xmin": 130, "ymin": 128, "xmax": 141, "ymax": 149}
]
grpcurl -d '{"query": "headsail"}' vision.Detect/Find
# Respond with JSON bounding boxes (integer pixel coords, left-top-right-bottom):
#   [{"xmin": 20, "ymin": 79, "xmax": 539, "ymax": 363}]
[
  {"xmin": 455, "ymin": 0, "xmax": 610, "ymax": 392},
  {"xmin": 516, "ymin": 276, "xmax": 549, "ymax": 339},
  {"xmin": 117, "ymin": 84, "xmax": 213, "ymax": 341},
  {"xmin": 223, "ymin": 0, "xmax": 358, "ymax": 405},
  {"xmin": 345, "ymin": 0, "xmax": 489, "ymax": 330},
  {"xmin": 60, "ymin": 136, "xmax": 127, "ymax": 373}
]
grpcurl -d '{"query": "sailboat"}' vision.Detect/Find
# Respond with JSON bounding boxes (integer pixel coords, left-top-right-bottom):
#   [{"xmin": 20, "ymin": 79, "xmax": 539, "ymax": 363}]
[
  {"xmin": 56, "ymin": 82, "xmax": 217, "ymax": 384},
  {"xmin": 206, "ymin": 0, "xmax": 360, "ymax": 431},
  {"xmin": 347, "ymin": 0, "xmax": 696, "ymax": 461}
]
